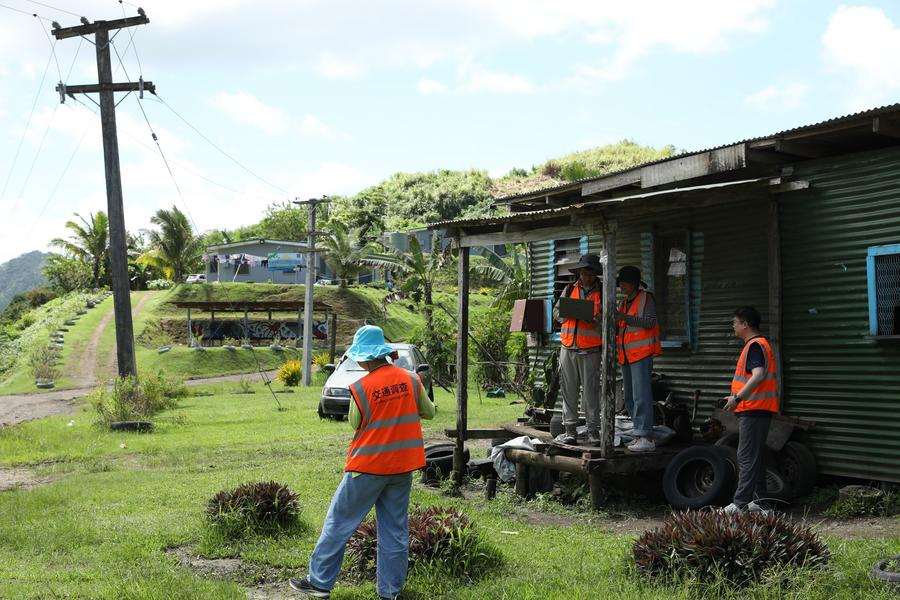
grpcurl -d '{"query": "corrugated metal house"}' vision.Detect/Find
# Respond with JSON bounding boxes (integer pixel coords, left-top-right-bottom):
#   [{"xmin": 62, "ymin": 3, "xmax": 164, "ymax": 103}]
[
  {"xmin": 434, "ymin": 104, "xmax": 900, "ymax": 483},
  {"xmin": 204, "ymin": 239, "xmax": 335, "ymax": 284}
]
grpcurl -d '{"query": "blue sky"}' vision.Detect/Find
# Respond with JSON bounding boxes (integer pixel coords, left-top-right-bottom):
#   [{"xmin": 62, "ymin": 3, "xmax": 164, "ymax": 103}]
[{"xmin": 2, "ymin": 0, "xmax": 900, "ymax": 260}]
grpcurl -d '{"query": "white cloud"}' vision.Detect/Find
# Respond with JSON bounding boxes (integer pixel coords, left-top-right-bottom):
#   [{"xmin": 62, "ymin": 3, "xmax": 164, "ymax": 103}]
[
  {"xmin": 822, "ymin": 5, "xmax": 900, "ymax": 110},
  {"xmin": 288, "ymin": 162, "xmax": 373, "ymax": 199},
  {"xmin": 298, "ymin": 115, "xmax": 349, "ymax": 141},
  {"xmin": 457, "ymin": 63, "xmax": 535, "ymax": 94},
  {"xmin": 745, "ymin": 82, "xmax": 809, "ymax": 110},
  {"xmin": 418, "ymin": 79, "xmax": 448, "ymax": 95},
  {"xmin": 212, "ymin": 91, "xmax": 287, "ymax": 134},
  {"xmin": 315, "ymin": 54, "xmax": 364, "ymax": 80}
]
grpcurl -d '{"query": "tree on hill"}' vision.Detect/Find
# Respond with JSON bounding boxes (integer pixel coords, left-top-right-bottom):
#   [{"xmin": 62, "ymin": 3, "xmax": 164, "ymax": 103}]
[
  {"xmin": 319, "ymin": 221, "xmax": 374, "ymax": 287},
  {"xmin": 139, "ymin": 206, "xmax": 203, "ymax": 282},
  {"xmin": 365, "ymin": 236, "xmax": 453, "ymax": 333},
  {"xmin": 0, "ymin": 251, "xmax": 50, "ymax": 311},
  {"xmin": 256, "ymin": 201, "xmax": 307, "ymax": 241},
  {"xmin": 50, "ymin": 212, "xmax": 110, "ymax": 288},
  {"xmin": 472, "ymin": 245, "xmax": 529, "ymax": 311}
]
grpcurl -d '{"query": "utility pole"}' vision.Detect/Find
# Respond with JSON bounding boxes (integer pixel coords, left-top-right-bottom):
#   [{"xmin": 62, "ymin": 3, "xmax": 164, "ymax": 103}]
[
  {"xmin": 293, "ymin": 197, "xmax": 330, "ymax": 386},
  {"xmin": 52, "ymin": 11, "xmax": 153, "ymax": 378}
]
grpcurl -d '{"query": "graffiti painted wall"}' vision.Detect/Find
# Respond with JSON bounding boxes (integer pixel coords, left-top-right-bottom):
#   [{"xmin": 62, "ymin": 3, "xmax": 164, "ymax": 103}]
[{"xmin": 191, "ymin": 320, "xmax": 328, "ymax": 341}]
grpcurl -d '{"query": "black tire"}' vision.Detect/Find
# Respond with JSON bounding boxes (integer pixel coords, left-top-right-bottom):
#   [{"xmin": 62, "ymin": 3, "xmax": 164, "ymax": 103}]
[
  {"xmin": 317, "ymin": 402, "xmax": 326, "ymax": 419},
  {"xmin": 776, "ymin": 441, "xmax": 817, "ymax": 499},
  {"xmin": 428, "ymin": 385, "xmax": 435, "ymax": 405},
  {"xmin": 719, "ymin": 446, "xmax": 794, "ymax": 504},
  {"xmin": 662, "ymin": 446, "xmax": 735, "ymax": 510},
  {"xmin": 109, "ymin": 420, "xmax": 153, "ymax": 432},
  {"xmin": 871, "ymin": 555, "xmax": 900, "ymax": 585},
  {"xmin": 422, "ymin": 444, "xmax": 469, "ymax": 484}
]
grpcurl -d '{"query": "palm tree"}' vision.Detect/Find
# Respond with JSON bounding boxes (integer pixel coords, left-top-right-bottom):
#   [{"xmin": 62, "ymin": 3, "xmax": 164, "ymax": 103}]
[
  {"xmin": 319, "ymin": 221, "xmax": 373, "ymax": 287},
  {"xmin": 50, "ymin": 211, "xmax": 110, "ymax": 288},
  {"xmin": 472, "ymin": 245, "xmax": 530, "ymax": 311},
  {"xmin": 139, "ymin": 206, "xmax": 202, "ymax": 282},
  {"xmin": 365, "ymin": 235, "xmax": 453, "ymax": 332}
]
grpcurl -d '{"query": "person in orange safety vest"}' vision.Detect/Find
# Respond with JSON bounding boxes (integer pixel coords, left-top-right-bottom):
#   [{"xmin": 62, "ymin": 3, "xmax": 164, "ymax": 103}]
[
  {"xmin": 722, "ymin": 306, "xmax": 779, "ymax": 516},
  {"xmin": 290, "ymin": 325, "xmax": 435, "ymax": 600},
  {"xmin": 553, "ymin": 254, "xmax": 603, "ymax": 446},
  {"xmin": 616, "ymin": 266, "xmax": 662, "ymax": 453}
]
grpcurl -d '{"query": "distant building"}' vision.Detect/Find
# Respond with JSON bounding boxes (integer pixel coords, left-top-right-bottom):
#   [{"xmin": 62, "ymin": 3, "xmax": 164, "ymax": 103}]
[{"xmin": 203, "ymin": 239, "xmax": 329, "ymax": 284}]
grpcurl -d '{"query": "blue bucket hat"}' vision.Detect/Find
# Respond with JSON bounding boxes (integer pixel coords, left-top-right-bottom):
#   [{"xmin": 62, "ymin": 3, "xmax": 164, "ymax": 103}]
[{"xmin": 345, "ymin": 325, "xmax": 394, "ymax": 362}]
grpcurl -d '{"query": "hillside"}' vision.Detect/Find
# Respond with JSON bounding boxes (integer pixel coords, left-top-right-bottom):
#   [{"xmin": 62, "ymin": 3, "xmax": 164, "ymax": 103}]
[{"xmin": 0, "ymin": 251, "xmax": 49, "ymax": 311}]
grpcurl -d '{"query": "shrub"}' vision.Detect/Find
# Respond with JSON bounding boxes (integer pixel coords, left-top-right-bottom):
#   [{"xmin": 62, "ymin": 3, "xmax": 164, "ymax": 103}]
[
  {"xmin": 471, "ymin": 306, "xmax": 511, "ymax": 390},
  {"xmin": 147, "ymin": 278, "xmax": 174, "ymax": 290},
  {"xmin": 345, "ymin": 505, "xmax": 502, "ymax": 582},
  {"xmin": 408, "ymin": 314, "xmax": 455, "ymax": 385},
  {"xmin": 206, "ymin": 480, "xmax": 301, "ymax": 538},
  {"xmin": 90, "ymin": 372, "xmax": 188, "ymax": 425},
  {"xmin": 136, "ymin": 320, "xmax": 175, "ymax": 349},
  {"xmin": 29, "ymin": 336, "xmax": 60, "ymax": 381},
  {"xmin": 632, "ymin": 511, "xmax": 830, "ymax": 587},
  {"xmin": 277, "ymin": 359, "xmax": 303, "ymax": 386},
  {"xmin": 312, "ymin": 350, "xmax": 332, "ymax": 369},
  {"xmin": 824, "ymin": 486, "xmax": 899, "ymax": 519}
]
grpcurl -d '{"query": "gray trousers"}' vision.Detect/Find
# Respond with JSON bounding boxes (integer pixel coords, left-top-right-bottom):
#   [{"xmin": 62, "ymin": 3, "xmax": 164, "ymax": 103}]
[
  {"xmin": 734, "ymin": 414, "xmax": 772, "ymax": 506},
  {"xmin": 559, "ymin": 347, "xmax": 601, "ymax": 431}
]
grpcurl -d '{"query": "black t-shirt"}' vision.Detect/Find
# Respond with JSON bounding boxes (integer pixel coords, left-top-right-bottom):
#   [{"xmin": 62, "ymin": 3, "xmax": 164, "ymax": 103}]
[{"xmin": 745, "ymin": 338, "xmax": 765, "ymax": 374}]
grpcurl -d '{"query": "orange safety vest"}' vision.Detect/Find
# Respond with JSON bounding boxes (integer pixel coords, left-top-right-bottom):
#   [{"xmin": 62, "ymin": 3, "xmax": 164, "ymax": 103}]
[
  {"xmin": 616, "ymin": 290, "xmax": 662, "ymax": 364},
  {"xmin": 559, "ymin": 283, "xmax": 602, "ymax": 350},
  {"xmin": 731, "ymin": 336, "xmax": 779, "ymax": 414},
  {"xmin": 346, "ymin": 364, "xmax": 426, "ymax": 475}
]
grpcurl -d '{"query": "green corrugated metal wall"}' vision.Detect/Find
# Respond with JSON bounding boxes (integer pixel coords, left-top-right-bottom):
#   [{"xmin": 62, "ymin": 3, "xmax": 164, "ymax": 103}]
[
  {"xmin": 781, "ymin": 148, "xmax": 900, "ymax": 483},
  {"xmin": 528, "ymin": 192, "xmax": 771, "ymax": 414}
]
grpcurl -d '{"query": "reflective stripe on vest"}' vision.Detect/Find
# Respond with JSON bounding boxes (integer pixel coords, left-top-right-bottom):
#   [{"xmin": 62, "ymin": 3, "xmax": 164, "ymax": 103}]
[
  {"xmin": 346, "ymin": 365, "xmax": 426, "ymax": 475},
  {"xmin": 616, "ymin": 290, "xmax": 662, "ymax": 364},
  {"xmin": 560, "ymin": 283, "xmax": 602, "ymax": 349},
  {"xmin": 731, "ymin": 336, "xmax": 779, "ymax": 413}
]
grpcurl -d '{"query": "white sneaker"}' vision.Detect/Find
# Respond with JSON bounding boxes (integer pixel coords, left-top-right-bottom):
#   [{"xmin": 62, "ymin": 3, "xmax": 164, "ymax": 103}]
[
  {"xmin": 746, "ymin": 501, "xmax": 772, "ymax": 516},
  {"xmin": 626, "ymin": 437, "xmax": 640, "ymax": 447},
  {"xmin": 627, "ymin": 437, "xmax": 656, "ymax": 453},
  {"xmin": 722, "ymin": 502, "xmax": 744, "ymax": 515}
]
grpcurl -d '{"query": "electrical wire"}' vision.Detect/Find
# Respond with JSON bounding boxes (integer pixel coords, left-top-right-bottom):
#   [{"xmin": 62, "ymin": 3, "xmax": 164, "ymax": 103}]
[
  {"xmin": 18, "ymin": 38, "xmax": 83, "ymax": 197},
  {"xmin": 152, "ymin": 93, "xmax": 293, "ymax": 197},
  {"xmin": 25, "ymin": 0, "xmax": 82, "ymax": 18},
  {"xmin": 117, "ymin": 0, "xmax": 143, "ymax": 76},
  {"xmin": 0, "ymin": 41, "xmax": 55, "ymax": 199},
  {"xmin": 0, "ymin": 1, "xmax": 41, "ymax": 18}
]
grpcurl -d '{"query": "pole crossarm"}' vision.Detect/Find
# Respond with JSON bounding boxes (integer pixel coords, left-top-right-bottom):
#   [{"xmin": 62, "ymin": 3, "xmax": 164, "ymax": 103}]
[
  {"xmin": 51, "ymin": 15, "xmax": 149, "ymax": 40},
  {"xmin": 57, "ymin": 81, "xmax": 156, "ymax": 95}
]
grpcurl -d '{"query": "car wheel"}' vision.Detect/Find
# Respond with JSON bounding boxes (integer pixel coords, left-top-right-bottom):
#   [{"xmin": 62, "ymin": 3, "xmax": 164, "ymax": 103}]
[
  {"xmin": 428, "ymin": 385, "xmax": 435, "ymax": 404},
  {"xmin": 776, "ymin": 441, "xmax": 817, "ymax": 499},
  {"xmin": 662, "ymin": 445, "xmax": 735, "ymax": 510},
  {"xmin": 719, "ymin": 446, "xmax": 794, "ymax": 504},
  {"xmin": 317, "ymin": 403, "xmax": 326, "ymax": 419}
]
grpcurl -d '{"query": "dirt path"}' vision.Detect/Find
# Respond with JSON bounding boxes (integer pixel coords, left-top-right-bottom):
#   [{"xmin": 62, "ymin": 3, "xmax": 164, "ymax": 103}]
[
  {"xmin": 0, "ymin": 370, "xmax": 279, "ymax": 428},
  {"xmin": 72, "ymin": 299, "xmax": 116, "ymax": 388},
  {"xmin": 104, "ymin": 293, "xmax": 154, "ymax": 381}
]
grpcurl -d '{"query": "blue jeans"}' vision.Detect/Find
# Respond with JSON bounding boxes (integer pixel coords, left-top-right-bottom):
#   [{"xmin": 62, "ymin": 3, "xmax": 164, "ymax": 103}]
[
  {"xmin": 622, "ymin": 357, "xmax": 654, "ymax": 437},
  {"xmin": 308, "ymin": 471, "xmax": 412, "ymax": 597}
]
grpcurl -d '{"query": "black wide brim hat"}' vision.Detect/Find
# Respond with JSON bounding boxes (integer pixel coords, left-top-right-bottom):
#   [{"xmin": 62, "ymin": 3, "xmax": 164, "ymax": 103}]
[
  {"xmin": 568, "ymin": 254, "xmax": 603, "ymax": 274},
  {"xmin": 616, "ymin": 265, "xmax": 648, "ymax": 288}
]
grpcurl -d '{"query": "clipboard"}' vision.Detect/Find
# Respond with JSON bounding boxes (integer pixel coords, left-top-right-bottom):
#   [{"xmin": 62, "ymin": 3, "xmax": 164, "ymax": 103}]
[{"xmin": 558, "ymin": 297, "xmax": 595, "ymax": 321}]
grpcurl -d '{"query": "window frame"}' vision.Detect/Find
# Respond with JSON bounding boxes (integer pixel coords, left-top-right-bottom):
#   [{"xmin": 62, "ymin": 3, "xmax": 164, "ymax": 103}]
[
  {"xmin": 649, "ymin": 228, "xmax": 694, "ymax": 348},
  {"xmin": 866, "ymin": 243, "xmax": 900, "ymax": 338}
]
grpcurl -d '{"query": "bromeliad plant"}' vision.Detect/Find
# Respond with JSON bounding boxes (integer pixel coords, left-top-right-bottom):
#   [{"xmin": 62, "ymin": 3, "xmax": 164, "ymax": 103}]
[
  {"xmin": 206, "ymin": 481, "xmax": 302, "ymax": 538},
  {"xmin": 345, "ymin": 505, "xmax": 502, "ymax": 582},
  {"xmin": 632, "ymin": 510, "xmax": 830, "ymax": 587}
]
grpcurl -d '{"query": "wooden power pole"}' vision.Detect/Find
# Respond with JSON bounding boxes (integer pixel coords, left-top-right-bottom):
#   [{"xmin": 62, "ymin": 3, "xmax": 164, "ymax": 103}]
[{"xmin": 52, "ymin": 12, "xmax": 153, "ymax": 378}]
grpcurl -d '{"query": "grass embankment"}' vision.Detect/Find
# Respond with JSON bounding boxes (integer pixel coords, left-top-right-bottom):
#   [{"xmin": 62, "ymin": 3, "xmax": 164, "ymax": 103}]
[
  {"xmin": 0, "ymin": 284, "xmax": 494, "ymax": 393},
  {"xmin": 1, "ymin": 384, "xmax": 898, "ymax": 599}
]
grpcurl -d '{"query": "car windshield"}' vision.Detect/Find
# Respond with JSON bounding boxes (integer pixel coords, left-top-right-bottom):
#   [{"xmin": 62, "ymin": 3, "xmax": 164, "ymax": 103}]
[{"xmin": 337, "ymin": 349, "xmax": 413, "ymax": 373}]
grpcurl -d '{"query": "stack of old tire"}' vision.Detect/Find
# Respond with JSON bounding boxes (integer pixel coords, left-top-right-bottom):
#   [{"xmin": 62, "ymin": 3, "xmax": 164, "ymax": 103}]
[{"xmin": 662, "ymin": 435, "xmax": 817, "ymax": 510}]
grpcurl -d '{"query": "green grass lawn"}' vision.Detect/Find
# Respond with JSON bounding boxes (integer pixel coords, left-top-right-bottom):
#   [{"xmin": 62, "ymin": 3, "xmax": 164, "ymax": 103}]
[{"xmin": 1, "ymin": 382, "xmax": 898, "ymax": 599}]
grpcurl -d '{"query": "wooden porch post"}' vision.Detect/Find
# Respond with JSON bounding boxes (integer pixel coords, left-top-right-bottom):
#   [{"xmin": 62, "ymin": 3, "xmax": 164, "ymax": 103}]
[
  {"xmin": 768, "ymin": 199, "xmax": 784, "ymax": 411},
  {"xmin": 452, "ymin": 244, "xmax": 470, "ymax": 487},
  {"xmin": 600, "ymin": 225, "xmax": 617, "ymax": 459}
]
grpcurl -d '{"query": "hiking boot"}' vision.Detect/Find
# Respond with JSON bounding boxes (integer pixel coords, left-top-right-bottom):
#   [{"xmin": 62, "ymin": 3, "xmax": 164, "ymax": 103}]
[
  {"xmin": 289, "ymin": 577, "xmax": 330, "ymax": 598},
  {"xmin": 555, "ymin": 425, "xmax": 577, "ymax": 445},
  {"xmin": 626, "ymin": 437, "xmax": 656, "ymax": 453},
  {"xmin": 587, "ymin": 429, "xmax": 602, "ymax": 446}
]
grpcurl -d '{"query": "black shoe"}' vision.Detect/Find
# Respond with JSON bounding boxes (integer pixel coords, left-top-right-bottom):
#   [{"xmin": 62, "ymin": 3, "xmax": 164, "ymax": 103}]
[{"xmin": 289, "ymin": 577, "xmax": 330, "ymax": 598}]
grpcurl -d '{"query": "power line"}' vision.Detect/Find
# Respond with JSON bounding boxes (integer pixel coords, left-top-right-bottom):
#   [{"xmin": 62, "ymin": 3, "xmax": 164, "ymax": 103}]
[
  {"xmin": 0, "ymin": 1, "xmax": 42, "ymax": 18},
  {"xmin": 152, "ymin": 93, "xmax": 293, "ymax": 196},
  {"xmin": 117, "ymin": 0, "xmax": 143, "ymax": 76},
  {"xmin": 25, "ymin": 0, "xmax": 82, "ymax": 18},
  {"xmin": 0, "ymin": 42, "xmax": 55, "ymax": 199}
]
